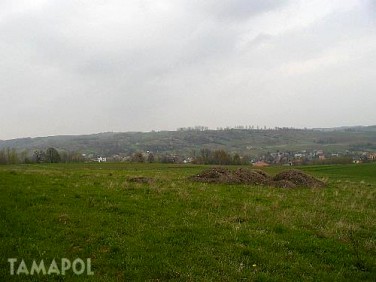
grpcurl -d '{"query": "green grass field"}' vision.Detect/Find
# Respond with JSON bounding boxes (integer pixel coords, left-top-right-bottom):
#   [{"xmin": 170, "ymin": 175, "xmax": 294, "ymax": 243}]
[{"xmin": 0, "ymin": 163, "xmax": 375, "ymax": 281}]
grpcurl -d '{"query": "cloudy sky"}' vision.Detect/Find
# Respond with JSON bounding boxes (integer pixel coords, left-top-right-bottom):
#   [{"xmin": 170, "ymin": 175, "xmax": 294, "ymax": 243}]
[{"xmin": 0, "ymin": 0, "xmax": 375, "ymax": 139}]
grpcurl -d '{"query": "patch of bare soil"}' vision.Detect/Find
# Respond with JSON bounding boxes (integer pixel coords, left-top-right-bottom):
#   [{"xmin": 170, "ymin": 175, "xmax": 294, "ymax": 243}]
[
  {"xmin": 190, "ymin": 168, "xmax": 325, "ymax": 188},
  {"xmin": 128, "ymin": 176, "xmax": 154, "ymax": 183}
]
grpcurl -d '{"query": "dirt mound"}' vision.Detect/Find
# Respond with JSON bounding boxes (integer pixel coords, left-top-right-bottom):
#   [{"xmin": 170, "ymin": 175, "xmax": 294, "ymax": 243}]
[
  {"xmin": 189, "ymin": 167, "xmax": 235, "ymax": 183},
  {"xmin": 190, "ymin": 167, "xmax": 271, "ymax": 185},
  {"xmin": 273, "ymin": 170, "xmax": 325, "ymax": 188},
  {"xmin": 190, "ymin": 168, "xmax": 325, "ymax": 188},
  {"xmin": 233, "ymin": 168, "xmax": 271, "ymax": 185}
]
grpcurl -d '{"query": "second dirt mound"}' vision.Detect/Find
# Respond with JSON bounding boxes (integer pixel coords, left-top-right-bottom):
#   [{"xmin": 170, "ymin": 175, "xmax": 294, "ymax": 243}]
[{"xmin": 272, "ymin": 169, "xmax": 325, "ymax": 188}]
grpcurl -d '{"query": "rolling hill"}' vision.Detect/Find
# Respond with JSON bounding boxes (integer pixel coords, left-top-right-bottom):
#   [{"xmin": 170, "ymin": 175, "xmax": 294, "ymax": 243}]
[{"xmin": 1, "ymin": 126, "xmax": 376, "ymax": 157}]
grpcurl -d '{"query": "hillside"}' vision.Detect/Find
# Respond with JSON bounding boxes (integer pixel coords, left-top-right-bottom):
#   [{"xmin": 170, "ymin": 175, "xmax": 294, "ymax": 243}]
[{"xmin": 1, "ymin": 126, "xmax": 376, "ymax": 157}]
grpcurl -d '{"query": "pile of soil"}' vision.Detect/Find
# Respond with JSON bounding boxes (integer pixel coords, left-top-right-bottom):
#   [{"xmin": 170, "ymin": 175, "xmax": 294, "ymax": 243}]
[
  {"xmin": 190, "ymin": 168, "xmax": 325, "ymax": 188},
  {"xmin": 233, "ymin": 168, "xmax": 271, "ymax": 185},
  {"xmin": 189, "ymin": 167, "xmax": 236, "ymax": 183},
  {"xmin": 273, "ymin": 169, "xmax": 325, "ymax": 188},
  {"xmin": 190, "ymin": 167, "xmax": 271, "ymax": 185}
]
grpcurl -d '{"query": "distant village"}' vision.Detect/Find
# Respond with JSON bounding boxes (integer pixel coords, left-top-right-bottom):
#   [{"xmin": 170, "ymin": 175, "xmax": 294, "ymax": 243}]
[
  {"xmin": 1, "ymin": 147, "xmax": 375, "ymax": 166},
  {"xmin": 250, "ymin": 150, "xmax": 376, "ymax": 167},
  {"xmin": 89, "ymin": 149, "xmax": 376, "ymax": 166}
]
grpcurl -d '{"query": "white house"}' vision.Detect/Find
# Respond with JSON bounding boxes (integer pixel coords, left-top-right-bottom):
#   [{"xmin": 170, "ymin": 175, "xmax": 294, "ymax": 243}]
[{"xmin": 97, "ymin": 157, "xmax": 107, "ymax": 163}]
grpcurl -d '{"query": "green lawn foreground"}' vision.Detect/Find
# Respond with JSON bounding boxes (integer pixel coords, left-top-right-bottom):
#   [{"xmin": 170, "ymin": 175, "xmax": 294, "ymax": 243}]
[{"xmin": 0, "ymin": 163, "xmax": 375, "ymax": 281}]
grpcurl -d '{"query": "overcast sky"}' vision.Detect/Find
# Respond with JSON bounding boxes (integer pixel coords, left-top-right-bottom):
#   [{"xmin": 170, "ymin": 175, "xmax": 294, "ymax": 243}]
[{"xmin": 0, "ymin": 0, "xmax": 375, "ymax": 139}]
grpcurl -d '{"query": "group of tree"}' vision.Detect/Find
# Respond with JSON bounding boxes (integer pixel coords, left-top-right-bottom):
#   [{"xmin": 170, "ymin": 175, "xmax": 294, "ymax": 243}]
[
  {"xmin": 0, "ymin": 148, "xmax": 18, "ymax": 164},
  {"xmin": 0, "ymin": 147, "xmax": 84, "ymax": 164},
  {"xmin": 177, "ymin": 125, "xmax": 305, "ymax": 132},
  {"xmin": 130, "ymin": 152, "xmax": 155, "ymax": 163},
  {"xmin": 33, "ymin": 148, "xmax": 61, "ymax": 163},
  {"xmin": 192, "ymin": 149, "xmax": 245, "ymax": 165},
  {"xmin": 128, "ymin": 149, "xmax": 247, "ymax": 165}
]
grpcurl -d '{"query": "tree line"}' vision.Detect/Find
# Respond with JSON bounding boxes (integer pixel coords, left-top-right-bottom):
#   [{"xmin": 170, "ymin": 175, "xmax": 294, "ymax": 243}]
[
  {"xmin": 127, "ymin": 149, "xmax": 248, "ymax": 165},
  {"xmin": 0, "ymin": 148, "xmax": 84, "ymax": 164}
]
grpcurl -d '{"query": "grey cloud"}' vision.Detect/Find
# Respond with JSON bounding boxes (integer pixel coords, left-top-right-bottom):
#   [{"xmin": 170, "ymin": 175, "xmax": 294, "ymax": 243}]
[
  {"xmin": 0, "ymin": 0, "xmax": 375, "ymax": 139},
  {"xmin": 196, "ymin": 0, "xmax": 290, "ymax": 21}
]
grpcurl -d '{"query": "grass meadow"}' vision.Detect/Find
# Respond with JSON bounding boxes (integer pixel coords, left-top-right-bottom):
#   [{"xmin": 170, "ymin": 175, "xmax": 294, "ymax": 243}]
[{"xmin": 0, "ymin": 163, "xmax": 375, "ymax": 281}]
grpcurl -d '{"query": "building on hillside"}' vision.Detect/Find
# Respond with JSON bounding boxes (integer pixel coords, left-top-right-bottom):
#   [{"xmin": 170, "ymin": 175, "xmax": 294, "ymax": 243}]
[
  {"xmin": 367, "ymin": 153, "xmax": 376, "ymax": 161},
  {"xmin": 353, "ymin": 159, "xmax": 362, "ymax": 164},
  {"xmin": 97, "ymin": 157, "xmax": 107, "ymax": 163}
]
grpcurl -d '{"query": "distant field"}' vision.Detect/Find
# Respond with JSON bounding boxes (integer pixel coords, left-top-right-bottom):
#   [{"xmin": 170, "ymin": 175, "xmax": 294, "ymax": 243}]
[{"xmin": 0, "ymin": 163, "xmax": 375, "ymax": 281}]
